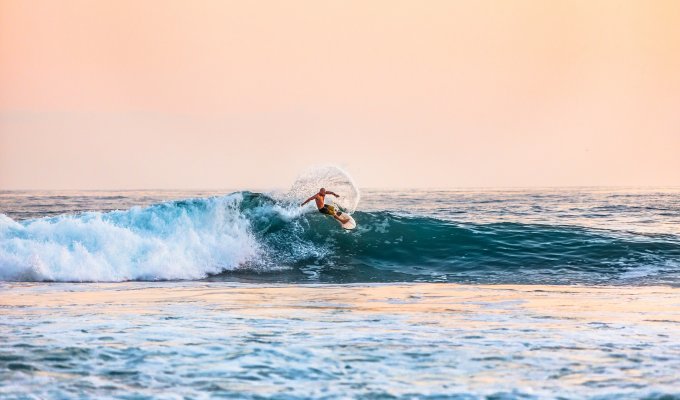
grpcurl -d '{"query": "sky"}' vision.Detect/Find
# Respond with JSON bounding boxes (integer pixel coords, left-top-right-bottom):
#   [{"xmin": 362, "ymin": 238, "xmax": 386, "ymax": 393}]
[{"xmin": 1, "ymin": 0, "xmax": 679, "ymax": 190}]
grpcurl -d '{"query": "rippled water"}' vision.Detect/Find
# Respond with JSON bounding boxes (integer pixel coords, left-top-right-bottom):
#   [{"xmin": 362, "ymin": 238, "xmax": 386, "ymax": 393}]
[
  {"xmin": 2, "ymin": 283, "xmax": 679, "ymax": 399},
  {"xmin": 1, "ymin": 188, "xmax": 679, "ymax": 398}
]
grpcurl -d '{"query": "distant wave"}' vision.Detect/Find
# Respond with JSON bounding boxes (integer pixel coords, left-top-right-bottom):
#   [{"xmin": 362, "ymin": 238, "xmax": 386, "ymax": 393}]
[{"xmin": 1, "ymin": 191, "xmax": 679, "ymax": 284}]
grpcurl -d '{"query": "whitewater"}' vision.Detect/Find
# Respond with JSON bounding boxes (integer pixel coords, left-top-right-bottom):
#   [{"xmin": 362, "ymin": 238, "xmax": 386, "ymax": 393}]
[{"xmin": 1, "ymin": 186, "xmax": 679, "ymax": 285}]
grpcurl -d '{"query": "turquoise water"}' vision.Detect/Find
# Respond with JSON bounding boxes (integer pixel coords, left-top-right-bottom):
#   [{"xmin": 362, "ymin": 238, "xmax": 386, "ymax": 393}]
[
  {"xmin": 1, "ymin": 188, "xmax": 679, "ymax": 285},
  {"xmin": 1, "ymin": 188, "xmax": 680, "ymax": 399}
]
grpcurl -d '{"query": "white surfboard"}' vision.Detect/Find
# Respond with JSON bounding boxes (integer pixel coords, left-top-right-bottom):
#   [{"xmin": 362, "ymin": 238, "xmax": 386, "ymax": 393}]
[{"xmin": 338, "ymin": 213, "xmax": 356, "ymax": 230}]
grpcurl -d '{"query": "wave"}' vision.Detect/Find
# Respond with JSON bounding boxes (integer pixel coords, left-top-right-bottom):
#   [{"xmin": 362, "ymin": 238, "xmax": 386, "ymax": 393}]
[{"xmin": 1, "ymin": 192, "xmax": 679, "ymax": 284}]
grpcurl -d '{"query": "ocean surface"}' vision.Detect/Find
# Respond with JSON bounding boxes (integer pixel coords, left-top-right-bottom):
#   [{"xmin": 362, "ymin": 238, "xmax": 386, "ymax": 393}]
[
  {"xmin": 1, "ymin": 187, "xmax": 680, "ymax": 399},
  {"xmin": 1, "ymin": 188, "xmax": 679, "ymax": 285}
]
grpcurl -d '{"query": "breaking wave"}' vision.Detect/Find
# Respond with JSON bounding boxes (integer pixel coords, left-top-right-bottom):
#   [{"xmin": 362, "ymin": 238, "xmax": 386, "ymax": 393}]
[{"xmin": 1, "ymin": 192, "xmax": 679, "ymax": 284}]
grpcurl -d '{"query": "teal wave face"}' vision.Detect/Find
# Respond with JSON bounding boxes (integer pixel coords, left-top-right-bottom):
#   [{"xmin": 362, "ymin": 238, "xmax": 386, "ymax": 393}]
[
  {"xmin": 1, "ymin": 191, "xmax": 679, "ymax": 284},
  {"xmin": 232, "ymin": 193, "xmax": 680, "ymax": 285}
]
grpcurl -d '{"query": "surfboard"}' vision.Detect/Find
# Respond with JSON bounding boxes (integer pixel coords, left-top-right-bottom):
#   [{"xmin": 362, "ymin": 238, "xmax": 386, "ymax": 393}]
[{"xmin": 338, "ymin": 213, "xmax": 356, "ymax": 230}]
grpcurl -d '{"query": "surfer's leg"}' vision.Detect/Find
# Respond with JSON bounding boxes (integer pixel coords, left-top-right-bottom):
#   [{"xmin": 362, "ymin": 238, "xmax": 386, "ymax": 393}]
[{"xmin": 333, "ymin": 214, "xmax": 349, "ymax": 223}]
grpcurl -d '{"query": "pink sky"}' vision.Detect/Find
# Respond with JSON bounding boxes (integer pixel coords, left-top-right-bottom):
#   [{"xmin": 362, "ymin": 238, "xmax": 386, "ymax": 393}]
[{"xmin": 1, "ymin": 0, "xmax": 679, "ymax": 189}]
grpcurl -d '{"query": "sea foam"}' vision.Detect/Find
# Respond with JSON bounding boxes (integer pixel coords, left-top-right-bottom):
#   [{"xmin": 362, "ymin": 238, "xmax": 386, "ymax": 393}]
[{"xmin": 0, "ymin": 194, "xmax": 260, "ymax": 281}]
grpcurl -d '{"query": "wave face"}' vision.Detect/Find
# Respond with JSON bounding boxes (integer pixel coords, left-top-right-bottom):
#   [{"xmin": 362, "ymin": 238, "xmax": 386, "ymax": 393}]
[{"xmin": 1, "ymin": 191, "xmax": 679, "ymax": 284}]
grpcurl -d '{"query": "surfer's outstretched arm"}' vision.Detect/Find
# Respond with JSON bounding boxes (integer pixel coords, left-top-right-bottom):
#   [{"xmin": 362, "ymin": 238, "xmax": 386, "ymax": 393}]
[
  {"xmin": 301, "ymin": 195, "xmax": 316, "ymax": 206},
  {"xmin": 327, "ymin": 191, "xmax": 340, "ymax": 197}
]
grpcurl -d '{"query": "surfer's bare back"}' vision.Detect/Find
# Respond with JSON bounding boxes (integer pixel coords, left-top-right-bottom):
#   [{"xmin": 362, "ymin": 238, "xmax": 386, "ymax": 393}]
[{"xmin": 301, "ymin": 188, "xmax": 349, "ymax": 223}]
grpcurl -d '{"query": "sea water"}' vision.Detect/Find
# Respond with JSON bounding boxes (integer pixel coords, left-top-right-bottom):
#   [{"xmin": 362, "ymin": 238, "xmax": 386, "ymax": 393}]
[{"xmin": 1, "ymin": 188, "xmax": 679, "ymax": 399}]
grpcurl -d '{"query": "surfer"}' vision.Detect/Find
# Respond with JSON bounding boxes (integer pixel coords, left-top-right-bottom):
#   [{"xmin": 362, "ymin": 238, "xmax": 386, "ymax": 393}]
[{"xmin": 301, "ymin": 188, "xmax": 350, "ymax": 223}]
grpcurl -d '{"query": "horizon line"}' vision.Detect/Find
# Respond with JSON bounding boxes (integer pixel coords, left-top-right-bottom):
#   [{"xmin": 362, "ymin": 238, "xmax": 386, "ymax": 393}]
[{"xmin": 2, "ymin": 185, "xmax": 680, "ymax": 192}]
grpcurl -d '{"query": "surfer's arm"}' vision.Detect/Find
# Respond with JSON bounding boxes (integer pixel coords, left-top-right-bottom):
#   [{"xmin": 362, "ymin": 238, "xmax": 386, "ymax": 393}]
[
  {"xmin": 327, "ymin": 191, "xmax": 340, "ymax": 197},
  {"xmin": 301, "ymin": 196, "xmax": 316, "ymax": 206}
]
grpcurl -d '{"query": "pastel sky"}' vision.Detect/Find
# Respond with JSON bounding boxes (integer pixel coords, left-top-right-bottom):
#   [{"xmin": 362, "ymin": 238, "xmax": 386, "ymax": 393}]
[{"xmin": 1, "ymin": 0, "xmax": 679, "ymax": 189}]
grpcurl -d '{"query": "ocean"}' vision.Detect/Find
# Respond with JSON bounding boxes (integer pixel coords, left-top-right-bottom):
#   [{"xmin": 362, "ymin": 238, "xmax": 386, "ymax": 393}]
[{"xmin": 1, "ymin": 187, "xmax": 679, "ymax": 398}]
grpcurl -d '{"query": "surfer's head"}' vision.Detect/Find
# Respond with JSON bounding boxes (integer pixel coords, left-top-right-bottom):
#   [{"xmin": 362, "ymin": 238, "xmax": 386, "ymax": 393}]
[{"xmin": 319, "ymin": 188, "xmax": 326, "ymax": 195}]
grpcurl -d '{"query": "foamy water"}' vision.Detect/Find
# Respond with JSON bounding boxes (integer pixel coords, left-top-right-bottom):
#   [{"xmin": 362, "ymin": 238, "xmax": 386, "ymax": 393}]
[{"xmin": 1, "ymin": 283, "xmax": 678, "ymax": 399}]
